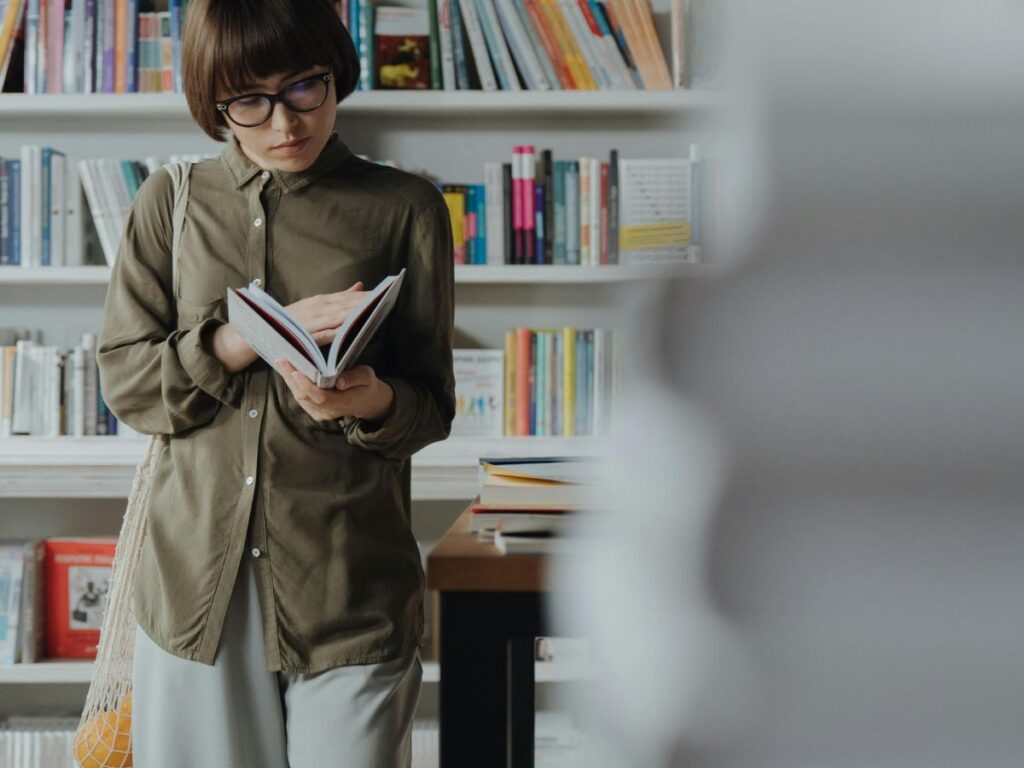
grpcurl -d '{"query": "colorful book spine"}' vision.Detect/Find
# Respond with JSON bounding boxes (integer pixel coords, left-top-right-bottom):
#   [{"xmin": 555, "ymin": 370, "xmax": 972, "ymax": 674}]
[
  {"xmin": 521, "ymin": 0, "xmax": 574, "ymax": 88},
  {"xmin": 561, "ymin": 327, "xmax": 575, "ymax": 435},
  {"xmin": 502, "ymin": 162, "xmax": 513, "ymax": 264},
  {"xmin": 8, "ymin": 161, "xmax": 20, "ymax": 265},
  {"xmin": 522, "ymin": 145, "xmax": 536, "ymax": 264},
  {"xmin": 503, "ymin": 330, "xmax": 515, "ymax": 435},
  {"xmin": 437, "ymin": 0, "xmax": 456, "ymax": 89},
  {"xmin": 515, "ymin": 327, "xmax": 530, "ymax": 435},
  {"xmin": 427, "ymin": 0, "xmax": 441, "ymax": 88},
  {"xmin": 449, "ymin": 0, "xmax": 471, "ymax": 89},
  {"xmin": 599, "ymin": 159, "xmax": 609, "ymax": 264},
  {"xmin": 608, "ymin": 148, "xmax": 619, "ymax": 263},
  {"xmin": 565, "ymin": 161, "xmax": 579, "ymax": 264}
]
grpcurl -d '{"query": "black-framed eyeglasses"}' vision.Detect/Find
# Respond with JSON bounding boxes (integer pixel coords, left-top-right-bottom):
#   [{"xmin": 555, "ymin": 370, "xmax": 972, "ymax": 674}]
[{"xmin": 216, "ymin": 72, "xmax": 334, "ymax": 128}]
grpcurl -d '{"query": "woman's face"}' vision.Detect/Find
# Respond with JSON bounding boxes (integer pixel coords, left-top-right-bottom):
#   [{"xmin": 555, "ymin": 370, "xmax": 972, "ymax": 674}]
[{"xmin": 217, "ymin": 65, "xmax": 338, "ymax": 173}]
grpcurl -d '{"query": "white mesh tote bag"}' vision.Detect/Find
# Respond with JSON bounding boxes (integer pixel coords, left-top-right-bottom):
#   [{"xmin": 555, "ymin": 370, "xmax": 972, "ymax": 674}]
[{"xmin": 73, "ymin": 160, "xmax": 194, "ymax": 768}]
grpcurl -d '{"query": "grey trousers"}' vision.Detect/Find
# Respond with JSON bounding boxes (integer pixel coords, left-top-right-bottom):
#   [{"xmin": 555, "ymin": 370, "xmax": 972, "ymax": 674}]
[{"xmin": 132, "ymin": 553, "xmax": 422, "ymax": 768}]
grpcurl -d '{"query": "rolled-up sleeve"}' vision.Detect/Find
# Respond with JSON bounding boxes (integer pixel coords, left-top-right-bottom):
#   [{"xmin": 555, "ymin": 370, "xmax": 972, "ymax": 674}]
[
  {"xmin": 97, "ymin": 168, "xmax": 243, "ymax": 436},
  {"xmin": 342, "ymin": 194, "xmax": 456, "ymax": 460}
]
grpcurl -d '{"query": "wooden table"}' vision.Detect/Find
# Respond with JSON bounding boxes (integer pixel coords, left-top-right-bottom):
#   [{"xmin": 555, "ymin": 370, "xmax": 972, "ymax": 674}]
[{"xmin": 426, "ymin": 502, "xmax": 551, "ymax": 768}]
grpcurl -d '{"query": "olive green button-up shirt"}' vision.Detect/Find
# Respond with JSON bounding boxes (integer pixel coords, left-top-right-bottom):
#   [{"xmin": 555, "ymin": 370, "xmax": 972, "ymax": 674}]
[{"xmin": 97, "ymin": 132, "xmax": 455, "ymax": 673}]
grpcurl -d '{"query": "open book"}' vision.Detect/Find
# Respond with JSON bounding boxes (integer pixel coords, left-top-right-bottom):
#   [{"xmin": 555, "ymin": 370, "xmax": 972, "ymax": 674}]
[{"xmin": 227, "ymin": 269, "xmax": 406, "ymax": 389}]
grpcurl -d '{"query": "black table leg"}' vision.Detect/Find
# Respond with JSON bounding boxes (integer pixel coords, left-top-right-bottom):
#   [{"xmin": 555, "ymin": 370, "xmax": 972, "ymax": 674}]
[
  {"xmin": 507, "ymin": 635, "xmax": 536, "ymax": 768},
  {"xmin": 439, "ymin": 591, "xmax": 545, "ymax": 768}
]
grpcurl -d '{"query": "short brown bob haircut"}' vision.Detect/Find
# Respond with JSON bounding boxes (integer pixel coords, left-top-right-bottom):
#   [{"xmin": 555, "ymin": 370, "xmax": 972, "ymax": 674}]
[{"xmin": 182, "ymin": 0, "xmax": 360, "ymax": 141}]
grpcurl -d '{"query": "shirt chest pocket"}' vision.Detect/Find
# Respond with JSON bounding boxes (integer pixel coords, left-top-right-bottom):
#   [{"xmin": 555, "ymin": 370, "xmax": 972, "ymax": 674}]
[{"xmin": 175, "ymin": 296, "xmax": 227, "ymax": 331}]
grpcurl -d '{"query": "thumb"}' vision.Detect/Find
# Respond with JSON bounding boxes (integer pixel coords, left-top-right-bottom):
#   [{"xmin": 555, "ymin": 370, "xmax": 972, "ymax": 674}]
[{"xmin": 346, "ymin": 281, "xmax": 364, "ymax": 292}]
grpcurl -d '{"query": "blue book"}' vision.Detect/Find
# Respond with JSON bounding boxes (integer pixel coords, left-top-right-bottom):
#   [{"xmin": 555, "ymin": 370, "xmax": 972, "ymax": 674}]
[
  {"xmin": 40, "ymin": 149, "xmax": 52, "ymax": 267},
  {"xmin": 350, "ymin": 0, "xmax": 361, "ymax": 83},
  {"xmin": 169, "ymin": 0, "xmax": 183, "ymax": 92},
  {"xmin": 534, "ymin": 184, "xmax": 544, "ymax": 264},
  {"xmin": 553, "ymin": 161, "xmax": 566, "ymax": 264},
  {"xmin": 449, "ymin": 0, "xmax": 471, "ymax": 89},
  {"xmin": 475, "ymin": 184, "xmax": 486, "ymax": 264},
  {"xmin": 551, "ymin": 331, "xmax": 561, "ymax": 435},
  {"xmin": 565, "ymin": 162, "xmax": 579, "ymax": 265},
  {"xmin": 0, "ymin": 162, "xmax": 8, "ymax": 266},
  {"xmin": 8, "ymin": 161, "xmax": 20, "ymax": 266},
  {"xmin": 126, "ymin": 0, "xmax": 139, "ymax": 92},
  {"xmin": 465, "ymin": 186, "xmax": 477, "ymax": 264}
]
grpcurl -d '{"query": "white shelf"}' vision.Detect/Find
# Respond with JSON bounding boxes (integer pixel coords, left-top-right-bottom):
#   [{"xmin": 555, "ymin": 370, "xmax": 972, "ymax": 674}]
[
  {"xmin": 0, "ymin": 436, "xmax": 604, "ymax": 499},
  {"xmin": 0, "ymin": 90, "xmax": 723, "ymax": 122},
  {"xmin": 0, "ymin": 658, "xmax": 593, "ymax": 684},
  {"xmin": 0, "ymin": 263, "xmax": 708, "ymax": 286}
]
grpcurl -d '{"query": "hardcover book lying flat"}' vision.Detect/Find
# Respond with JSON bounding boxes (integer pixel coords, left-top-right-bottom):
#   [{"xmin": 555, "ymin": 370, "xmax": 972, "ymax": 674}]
[{"xmin": 227, "ymin": 269, "xmax": 406, "ymax": 389}]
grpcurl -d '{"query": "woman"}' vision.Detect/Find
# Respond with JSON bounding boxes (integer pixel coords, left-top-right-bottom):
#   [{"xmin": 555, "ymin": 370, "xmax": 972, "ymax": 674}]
[{"xmin": 96, "ymin": 1, "xmax": 455, "ymax": 765}]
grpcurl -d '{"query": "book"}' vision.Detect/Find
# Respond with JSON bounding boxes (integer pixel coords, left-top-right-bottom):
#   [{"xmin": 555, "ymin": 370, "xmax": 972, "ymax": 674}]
[
  {"xmin": 452, "ymin": 348, "xmax": 504, "ymax": 437},
  {"xmin": 469, "ymin": 504, "xmax": 572, "ymax": 534},
  {"xmin": 375, "ymin": 5, "xmax": 431, "ymax": 89},
  {"xmin": 618, "ymin": 156, "xmax": 694, "ymax": 263},
  {"xmin": 480, "ymin": 466, "xmax": 593, "ymax": 506},
  {"xmin": 480, "ymin": 456, "xmax": 597, "ymax": 484},
  {"xmin": 226, "ymin": 269, "xmax": 406, "ymax": 389},
  {"xmin": 494, "ymin": 526, "xmax": 573, "ymax": 555},
  {"xmin": 44, "ymin": 537, "xmax": 116, "ymax": 659}
]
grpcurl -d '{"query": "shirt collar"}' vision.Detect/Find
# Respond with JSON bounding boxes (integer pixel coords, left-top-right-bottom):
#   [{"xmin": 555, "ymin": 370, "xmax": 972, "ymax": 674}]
[{"xmin": 220, "ymin": 132, "xmax": 353, "ymax": 194}]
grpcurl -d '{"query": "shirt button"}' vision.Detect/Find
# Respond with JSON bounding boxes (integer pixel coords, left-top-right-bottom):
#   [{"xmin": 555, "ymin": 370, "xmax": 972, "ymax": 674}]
[
  {"xmin": 260, "ymin": 171, "xmax": 270, "ymax": 181},
  {"xmin": 248, "ymin": 408, "xmax": 259, "ymax": 418},
  {"xmin": 252, "ymin": 278, "xmax": 262, "ymax": 287},
  {"xmin": 245, "ymin": 475, "xmax": 255, "ymax": 486},
  {"xmin": 251, "ymin": 547, "xmax": 262, "ymax": 558},
  {"xmin": 254, "ymin": 217, "xmax": 263, "ymax": 227}
]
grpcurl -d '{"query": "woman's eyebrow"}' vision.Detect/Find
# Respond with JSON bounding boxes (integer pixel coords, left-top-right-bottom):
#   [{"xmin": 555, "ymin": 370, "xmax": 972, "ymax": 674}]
[{"xmin": 236, "ymin": 68, "xmax": 315, "ymax": 92}]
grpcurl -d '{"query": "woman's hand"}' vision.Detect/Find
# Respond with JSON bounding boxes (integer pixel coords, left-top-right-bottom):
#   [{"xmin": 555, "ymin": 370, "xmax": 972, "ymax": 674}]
[
  {"xmin": 278, "ymin": 359, "xmax": 395, "ymax": 424},
  {"xmin": 284, "ymin": 281, "xmax": 367, "ymax": 346}
]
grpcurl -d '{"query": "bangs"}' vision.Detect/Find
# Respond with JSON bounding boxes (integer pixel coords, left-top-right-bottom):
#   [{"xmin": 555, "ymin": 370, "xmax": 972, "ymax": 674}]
[
  {"xmin": 211, "ymin": 5, "xmax": 326, "ymax": 97},
  {"xmin": 183, "ymin": 0, "xmax": 360, "ymax": 141}
]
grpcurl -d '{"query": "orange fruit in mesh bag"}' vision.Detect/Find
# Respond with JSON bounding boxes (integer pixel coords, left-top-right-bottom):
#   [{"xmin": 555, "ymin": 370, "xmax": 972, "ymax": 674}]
[{"xmin": 74, "ymin": 696, "xmax": 133, "ymax": 768}]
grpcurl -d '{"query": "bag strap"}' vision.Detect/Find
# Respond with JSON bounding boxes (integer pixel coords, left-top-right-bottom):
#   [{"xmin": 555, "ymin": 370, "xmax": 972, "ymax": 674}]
[{"xmin": 165, "ymin": 160, "xmax": 193, "ymax": 298}]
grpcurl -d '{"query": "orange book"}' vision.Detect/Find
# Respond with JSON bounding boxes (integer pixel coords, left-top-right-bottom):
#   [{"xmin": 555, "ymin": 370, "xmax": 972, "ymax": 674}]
[
  {"xmin": 114, "ymin": 0, "xmax": 126, "ymax": 92},
  {"xmin": 538, "ymin": 0, "xmax": 596, "ymax": 90},
  {"xmin": 522, "ymin": 0, "xmax": 576, "ymax": 89},
  {"xmin": 515, "ymin": 328, "xmax": 532, "ymax": 436},
  {"xmin": 504, "ymin": 330, "xmax": 516, "ymax": 436},
  {"xmin": 626, "ymin": 0, "xmax": 671, "ymax": 88}
]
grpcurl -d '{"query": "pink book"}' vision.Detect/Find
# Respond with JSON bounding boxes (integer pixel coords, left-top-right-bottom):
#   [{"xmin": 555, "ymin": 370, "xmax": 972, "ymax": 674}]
[
  {"xmin": 46, "ymin": 0, "xmax": 64, "ymax": 93},
  {"xmin": 512, "ymin": 146, "xmax": 524, "ymax": 265},
  {"xmin": 522, "ymin": 145, "xmax": 536, "ymax": 265}
]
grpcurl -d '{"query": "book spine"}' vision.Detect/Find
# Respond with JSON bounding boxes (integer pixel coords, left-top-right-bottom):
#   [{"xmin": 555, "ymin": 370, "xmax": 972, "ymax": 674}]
[
  {"xmin": 437, "ymin": 0, "xmax": 457, "ymax": 89},
  {"xmin": 528, "ymin": 331, "xmax": 537, "ymax": 434},
  {"xmin": 494, "ymin": 0, "xmax": 550, "ymax": 90},
  {"xmin": 533, "ymin": 183, "xmax": 543, "ymax": 264},
  {"xmin": 589, "ymin": 157, "xmax": 601, "ymax": 266},
  {"xmin": 457, "ymin": 0, "xmax": 498, "ymax": 91},
  {"xmin": 427, "ymin": 0, "xmax": 442, "ymax": 88},
  {"xmin": 359, "ymin": 0, "xmax": 373, "ymax": 89},
  {"xmin": 502, "ymin": 161, "xmax": 513, "ymax": 264},
  {"xmin": 599, "ymin": 160, "xmax": 608, "ymax": 265},
  {"xmin": 0, "ymin": 162, "xmax": 7, "ymax": 266},
  {"xmin": 540, "ymin": 0, "xmax": 594, "ymax": 89},
  {"xmin": 608, "ymin": 148, "xmax": 619, "ymax": 263},
  {"xmin": 349, "ymin": 0, "xmax": 360, "ymax": 80},
  {"xmin": 475, "ymin": 0, "xmax": 520, "ymax": 90},
  {"xmin": 448, "ymin": 0, "xmax": 471, "ymax": 89},
  {"xmin": 565, "ymin": 161, "xmax": 578, "ymax": 264},
  {"xmin": 40, "ymin": 148, "xmax": 51, "ymax": 265},
  {"xmin": 103, "ymin": 0, "xmax": 115, "ymax": 92},
  {"xmin": 51, "ymin": 152, "xmax": 65, "ymax": 266},
  {"xmin": 511, "ymin": 0, "xmax": 560, "ymax": 90},
  {"xmin": 515, "ymin": 327, "xmax": 530, "ymax": 435},
  {"xmin": 522, "ymin": 145, "xmax": 535, "ymax": 264},
  {"xmin": 578, "ymin": 155, "xmax": 589, "ymax": 265},
  {"xmin": 503, "ymin": 330, "xmax": 515, "ymax": 435},
  {"xmin": 126, "ymin": 0, "xmax": 137, "ymax": 91},
  {"xmin": 464, "ymin": 185, "xmax": 476, "ymax": 263},
  {"xmin": 25, "ymin": 0, "xmax": 40, "ymax": 93},
  {"xmin": 170, "ymin": 0, "xmax": 182, "ymax": 91},
  {"xmin": 534, "ymin": 330, "xmax": 544, "ymax": 435},
  {"xmin": 559, "ymin": 0, "xmax": 608, "ymax": 89},
  {"xmin": 552, "ymin": 160, "xmax": 565, "ymax": 264},
  {"xmin": 561, "ymin": 326, "xmax": 574, "ymax": 436},
  {"xmin": 9, "ymin": 160, "xmax": 20, "ymax": 265},
  {"xmin": 599, "ymin": 0, "xmax": 642, "ymax": 87},
  {"xmin": 511, "ymin": 147, "xmax": 522, "ymax": 264},
  {"xmin": 586, "ymin": 0, "xmax": 633, "ymax": 88},
  {"xmin": 475, "ymin": 183, "xmax": 486, "ymax": 264},
  {"xmin": 46, "ymin": 0, "xmax": 64, "ymax": 93},
  {"xmin": 484, "ymin": 162, "xmax": 504, "ymax": 265},
  {"xmin": 551, "ymin": 329, "xmax": 561, "ymax": 435},
  {"xmin": 542, "ymin": 148, "xmax": 554, "ymax": 263},
  {"xmin": 521, "ymin": 0, "xmax": 574, "ymax": 89}
]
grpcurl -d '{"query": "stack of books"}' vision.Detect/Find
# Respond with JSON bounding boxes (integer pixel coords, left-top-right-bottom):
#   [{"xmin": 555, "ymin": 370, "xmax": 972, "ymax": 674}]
[{"xmin": 472, "ymin": 455, "xmax": 597, "ymax": 554}]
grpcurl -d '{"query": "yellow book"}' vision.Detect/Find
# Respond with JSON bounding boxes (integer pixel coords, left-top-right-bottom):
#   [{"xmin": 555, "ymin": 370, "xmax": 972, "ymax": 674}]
[
  {"xmin": 561, "ymin": 327, "xmax": 576, "ymax": 436},
  {"xmin": 503, "ymin": 330, "xmax": 516, "ymax": 436},
  {"xmin": 442, "ymin": 192, "xmax": 466, "ymax": 264},
  {"xmin": 538, "ymin": 0, "xmax": 597, "ymax": 90},
  {"xmin": 0, "ymin": 1, "xmax": 25, "ymax": 73}
]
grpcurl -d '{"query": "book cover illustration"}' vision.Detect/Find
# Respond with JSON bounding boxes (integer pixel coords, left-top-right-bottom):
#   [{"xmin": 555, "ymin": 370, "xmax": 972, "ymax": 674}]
[
  {"xmin": 452, "ymin": 348, "xmax": 504, "ymax": 437},
  {"xmin": 375, "ymin": 6, "xmax": 431, "ymax": 89}
]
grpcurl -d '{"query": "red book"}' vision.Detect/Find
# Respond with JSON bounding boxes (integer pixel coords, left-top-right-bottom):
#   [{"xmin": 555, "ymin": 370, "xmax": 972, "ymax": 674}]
[
  {"xmin": 512, "ymin": 146, "xmax": 524, "ymax": 265},
  {"xmin": 515, "ymin": 328, "xmax": 532, "ymax": 436},
  {"xmin": 44, "ymin": 538, "xmax": 117, "ymax": 659}
]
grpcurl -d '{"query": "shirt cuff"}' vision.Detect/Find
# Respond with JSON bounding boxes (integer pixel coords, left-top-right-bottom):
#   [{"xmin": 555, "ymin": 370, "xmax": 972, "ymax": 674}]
[
  {"xmin": 176, "ymin": 319, "xmax": 244, "ymax": 409},
  {"xmin": 346, "ymin": 375, "xmax": 413, "ymax": 447}
]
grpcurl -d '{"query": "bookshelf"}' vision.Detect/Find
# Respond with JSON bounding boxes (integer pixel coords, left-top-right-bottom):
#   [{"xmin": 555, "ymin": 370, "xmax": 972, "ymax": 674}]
[{"xmin": 0, "ymin": 0, "xmax": 714, "ymax": 724}]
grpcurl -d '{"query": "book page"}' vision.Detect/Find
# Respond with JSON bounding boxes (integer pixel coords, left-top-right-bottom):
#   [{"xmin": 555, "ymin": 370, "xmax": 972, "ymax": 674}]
[
  {"xmin": 227, "ymin": 290, "xmax": 323, "ymax": 383},
  {"xmin": 238, "ymin": 283, "xmax": 326, "ymax": 369},
  {"xmin": 327, "ymin": 268, "xmax": 407, "ymax": 373}
]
